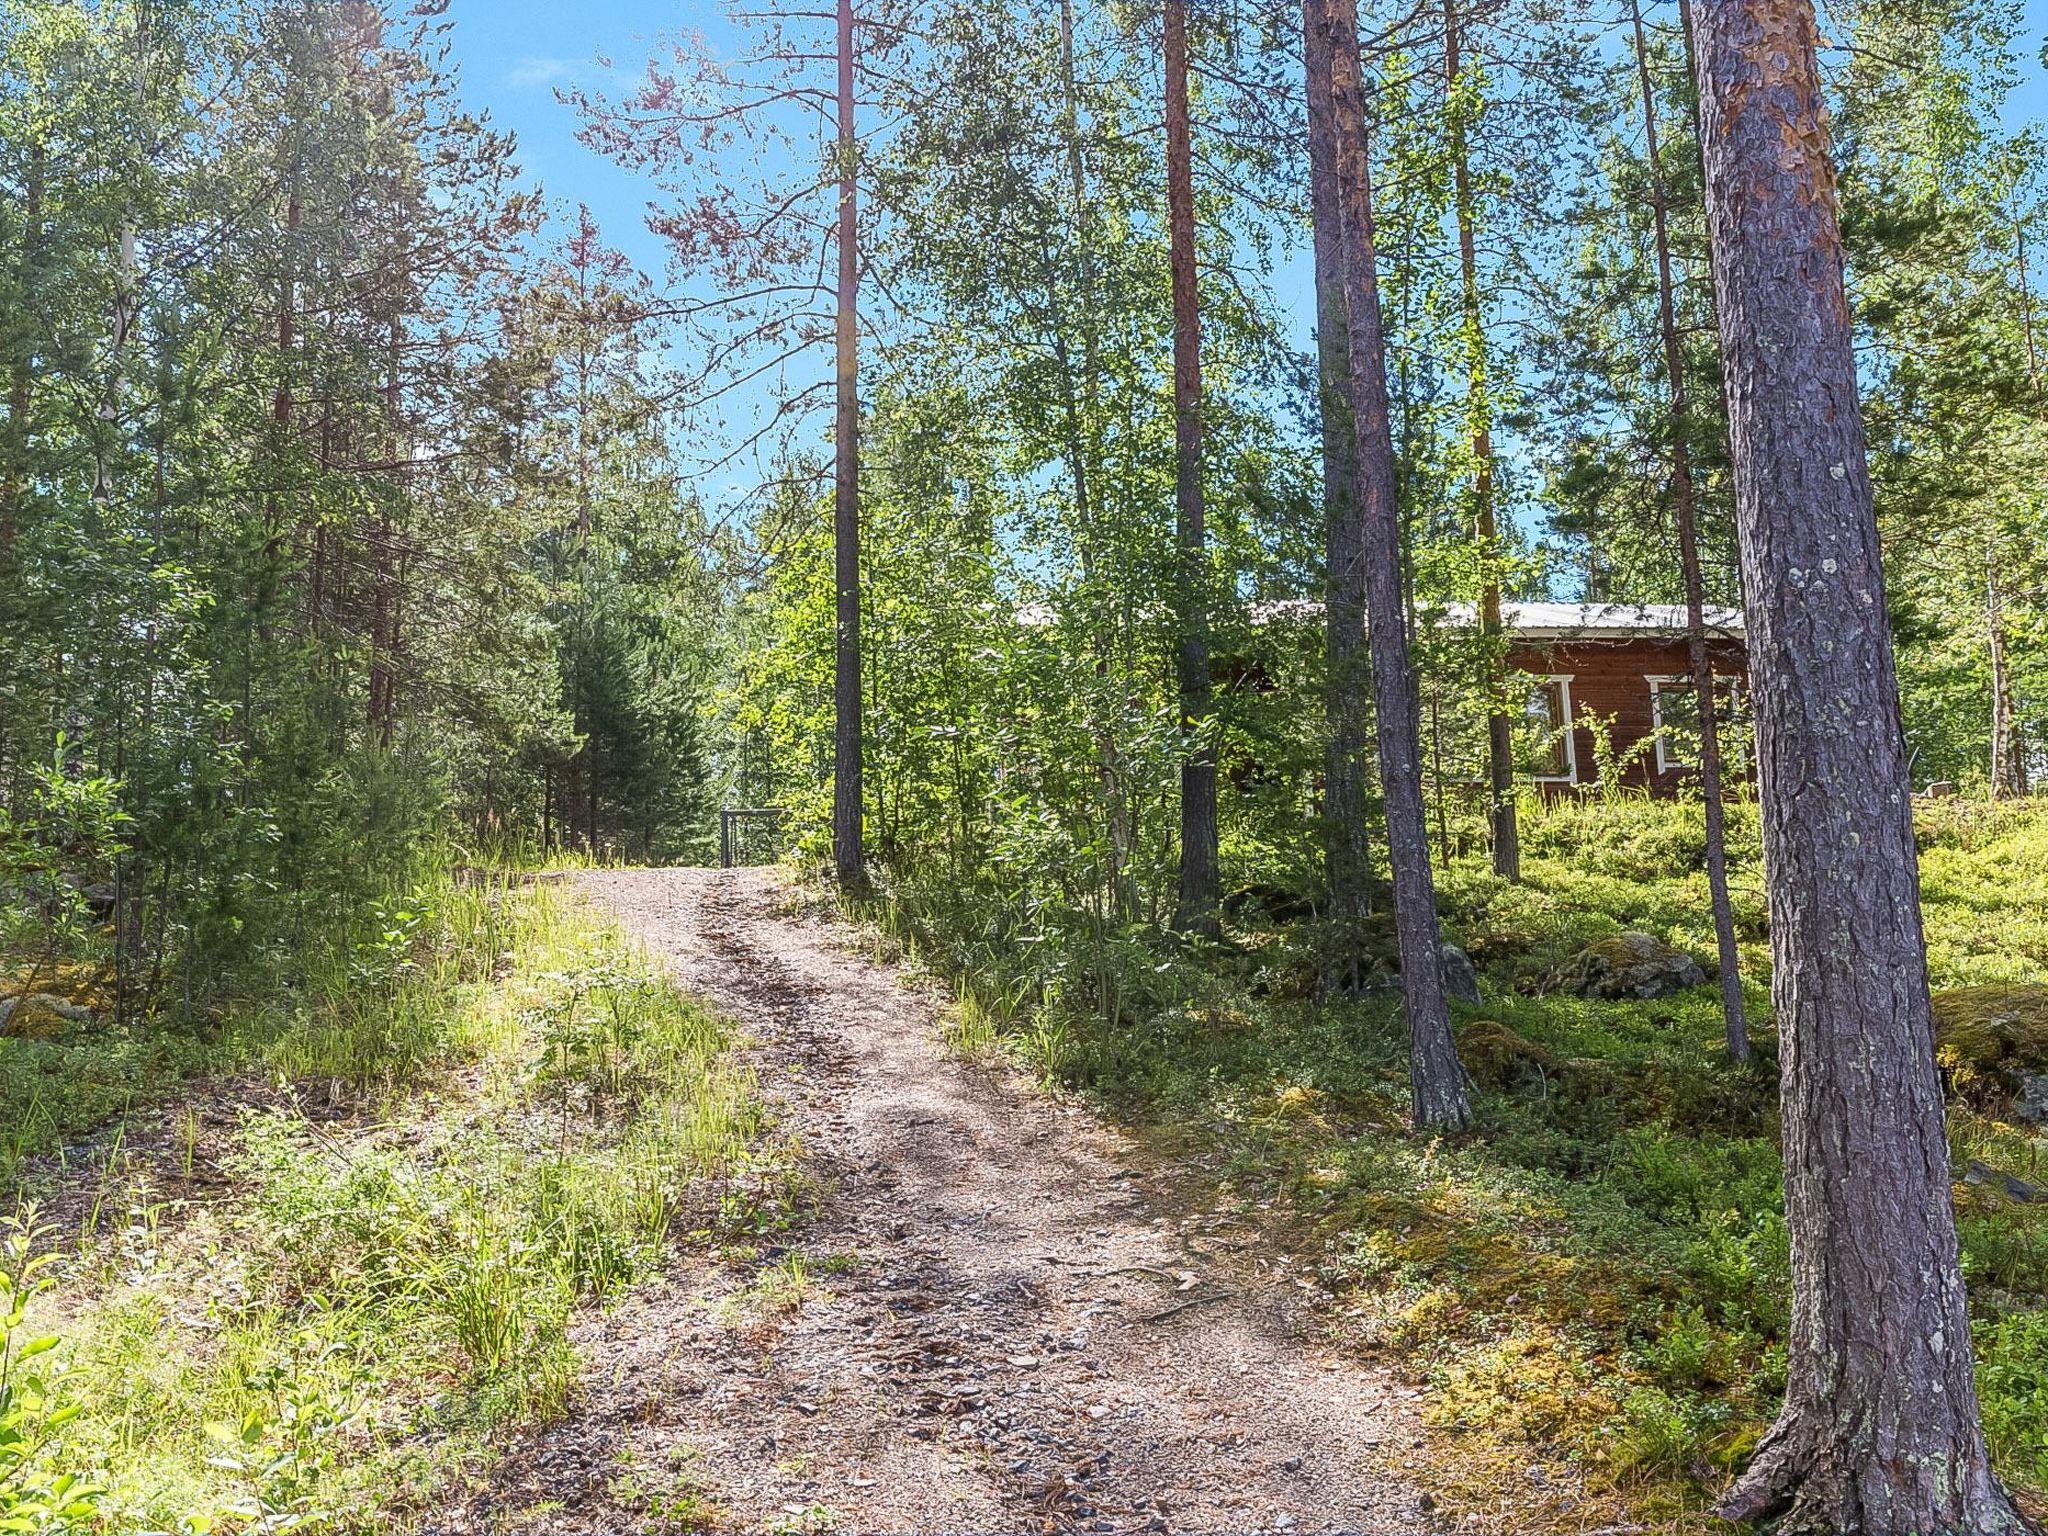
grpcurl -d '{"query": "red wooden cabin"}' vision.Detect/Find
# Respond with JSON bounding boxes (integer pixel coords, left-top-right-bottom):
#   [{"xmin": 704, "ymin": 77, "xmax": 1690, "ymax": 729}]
[
  {"xmin": 1016, "ymin": 597, "xmax": 1750, "ymax": 800},
  {"xmin": 1492, "ymin": 602, "xmax": 1748, "ymax": 796}
]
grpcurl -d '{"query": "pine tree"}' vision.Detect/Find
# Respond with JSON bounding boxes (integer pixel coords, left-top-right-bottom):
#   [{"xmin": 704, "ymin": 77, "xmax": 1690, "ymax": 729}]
[
  {"xmin": 1314, "ymin": 0, "xmax": 1473, "ymax": 1131},
  {"xmin": 1692, "ymin": 0, "xmax": 2025, "ymax": 1523}
]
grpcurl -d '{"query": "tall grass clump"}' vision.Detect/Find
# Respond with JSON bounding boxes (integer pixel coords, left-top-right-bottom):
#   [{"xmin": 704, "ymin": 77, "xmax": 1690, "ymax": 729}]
[{"xmin": 5, "ymin": 878, "xmax": 790, "ymax": 1534}]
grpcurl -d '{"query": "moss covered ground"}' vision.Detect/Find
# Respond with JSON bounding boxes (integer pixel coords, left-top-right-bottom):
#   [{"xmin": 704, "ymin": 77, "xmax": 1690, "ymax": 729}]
[{"xmin": 869, "ymin": 794, "xmax": 2048, "ymax": 1532}]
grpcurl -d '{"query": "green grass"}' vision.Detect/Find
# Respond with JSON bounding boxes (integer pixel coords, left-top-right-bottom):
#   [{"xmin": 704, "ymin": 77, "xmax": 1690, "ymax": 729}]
[
  {"xmin": 859, "ymin": 791, "xmax": 2048, "ymax": 1533},
  {"xmin": 1, "ymin": 876, "xmax": 792, "ymax": 1534}
]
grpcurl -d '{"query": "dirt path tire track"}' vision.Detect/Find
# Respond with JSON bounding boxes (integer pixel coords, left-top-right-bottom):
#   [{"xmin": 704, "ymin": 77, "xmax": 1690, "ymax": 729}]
[{"xmin": 455, "ymin": 866, "xmax": 1431, "ymax": 1535}]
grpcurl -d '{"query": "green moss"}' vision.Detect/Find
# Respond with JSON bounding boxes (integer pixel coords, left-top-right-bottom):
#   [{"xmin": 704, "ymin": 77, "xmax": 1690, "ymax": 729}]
[
  {"xmin": 872, "ymin": 795, "xmax": 2048, "ymax": 1531},
  {"xmin": 1933, "ymin": 984, "xmax": 2048, "ymax": 1105},
  {"xmin": 1456, "ymin": 1018, "xmax": 1558, "ymax": 1089}
]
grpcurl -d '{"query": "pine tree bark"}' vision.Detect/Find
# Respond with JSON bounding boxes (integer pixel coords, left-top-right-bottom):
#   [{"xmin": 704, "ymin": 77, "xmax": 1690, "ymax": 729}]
[
  {"xmin": 1691, "ymin": 0, "xmax": 2024, "ymax": 1525},
  {"xmin": 94, "ymin": 0, "xmax": 150, "ymax": 506},
  {"xmin": 1628, "ymin": 0, "xmax": 1746, "ymax": 1060},
  {"xmin": 831, "ymin": 0, "xmax": 865, "ymax": 890},
  {"xmin": 1320, "ymin": 0, "xmax": 1472, "ymax": 1130},
  {"xmin": 0, "ymin": 143, "xmax": 41, "ymax": 790},
  {"xmin": 2014, "ymin": 217, "xmax": 2042, "ymax": 395},
  {"xmin": 370, "ymin": 301, "xmax": 403, "ymax": 748},
  {"xmin": 1303, "ymin": 0, "xmax": 1373, "ymax": 944},
  {"xmin": 1988, "ymin": 554, "xmax": 2024, "ymax": 798},
  {"xmin": 1441, "ymin": 0, "xmax": 1517, "ymax": 885},
  {"xmin": 1057, "ymin": 0, "xmax": 1135, "ymax": 917},
  {"xmin": 1165, "ymin": 0, "xmax": 1219, "ymax": 936},
  {"xmin": 369, "ymin": 511, "xmax": 396, "ymax": 746}
]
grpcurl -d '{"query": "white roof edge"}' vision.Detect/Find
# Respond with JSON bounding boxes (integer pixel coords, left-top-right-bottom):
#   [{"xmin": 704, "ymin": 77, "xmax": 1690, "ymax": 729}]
[
  {"xmin": 1487, "ymin": 601, "xmax": 1744, "ymax": 637},
  {"xmin": 1015, "ymin": 598, "xmax": 1744, "ymax": 637}
]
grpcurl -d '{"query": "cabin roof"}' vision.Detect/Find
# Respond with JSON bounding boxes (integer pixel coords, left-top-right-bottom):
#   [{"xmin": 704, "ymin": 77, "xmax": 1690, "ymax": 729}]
[
  {"xmin": 1481, "ymin": 601, "xmax": 1744, "ymax": 640},
  {"xmin": 1015, "ymin": 598, "xmax": 1744, "ymax": 641}
]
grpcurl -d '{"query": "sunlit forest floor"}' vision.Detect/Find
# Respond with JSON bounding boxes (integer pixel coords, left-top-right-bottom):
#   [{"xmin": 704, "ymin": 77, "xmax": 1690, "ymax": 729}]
[
  {"xmin": 1, "ymin": 876, "xmax": 794, "ymax": 1532},
  {"xmin": 865, "ymin": 794, "xmax": 2048, "ymax": 1532},
  {"xmin": 1, "ymin": 799, "xmax": 2043, "ymax": 1533}
]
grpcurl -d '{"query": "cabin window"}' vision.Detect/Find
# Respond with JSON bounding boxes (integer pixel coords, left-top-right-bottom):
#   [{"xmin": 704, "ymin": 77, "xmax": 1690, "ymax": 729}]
[
  {"xmin": 1519, "ymin": 675, "xmax": 1577, "ymax": 782},
  {"xmin": 1648, "ymin": 675, "xmax": 1745, "ymax": 775}
]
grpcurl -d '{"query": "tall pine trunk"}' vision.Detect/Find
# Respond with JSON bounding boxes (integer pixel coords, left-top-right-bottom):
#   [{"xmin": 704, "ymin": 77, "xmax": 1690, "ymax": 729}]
[
  {"xmin": 1319, "ymin": 0, "xmax": 1472, "ymax": 1130},
  {"xmin": 1442, "ymin": 0, "xmax": 1517, "ymax": 884},
  {"xmin": 95, "ymin": 0, "xmax": 150, "ymax": 505},
  {"xmin": 1692, "ymin": 0, "xmax": 2022, "ymax": 1525},
  {"xmin": 1165, "ymin": 0, "xmax": 1218, "ymax": 936},
  {"xmin": 2015, "ymin": 216, "xmax": 2042, "ymax": 393},
  {"xmin": 831, "ymin": 0, "xmax": 864, "ymax": 890},
  {"xmin": 0, "ymin": 142, "xmax": 42, "ymax": 787},
  {"xmin": 1627, "ymin": 0, "xmax": 1745, "ymax": 1060},
  {"xmin": 1303, "ymin": 0, "xmax": 1374, "ymax": 947},
  {"xmin": 0, "ymin": 144, "xmax": 38, "ymax": 572},
  {"xmin": 1988, "ymin": 553, "xmax": 2024, "ymax": 798},
  {"xmin": 370, "ymin": 302, "xmax": 403, "ymax": 749}
]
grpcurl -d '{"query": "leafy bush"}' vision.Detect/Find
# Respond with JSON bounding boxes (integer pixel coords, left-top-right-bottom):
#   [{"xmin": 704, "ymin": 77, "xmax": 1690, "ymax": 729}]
[
  {"xmin": 1978, "ymin": 1310, "xmax": 2048, "ymax": 1492},
  {"xmin": 0, "ymin": 1214, "xmax": 101, "ymax": 1534}
]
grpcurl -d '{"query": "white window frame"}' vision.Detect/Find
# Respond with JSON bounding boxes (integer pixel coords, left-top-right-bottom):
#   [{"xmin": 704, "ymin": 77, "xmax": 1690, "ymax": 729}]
[
  {"xmin": 1528, "ymin": 673, "xmax": 1578, "ymax": 784},
  {"xmin": 1648, "ymin": 673, "xmax": 1742, "ymax": 775}
]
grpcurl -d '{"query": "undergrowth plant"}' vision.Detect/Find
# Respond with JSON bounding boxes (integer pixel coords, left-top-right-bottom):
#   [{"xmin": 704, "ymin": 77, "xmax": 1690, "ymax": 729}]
[
  {"xmin": 854, "ymin": 796, "xmax": 2048, "ymax": 1529},
  {"xmin": 6, "ymin": 877, "xmax": 789, "ymax": 1534},
  {"xmin": 0, "ymin": 1212, "xmax": 100, "ymax": 1533}
]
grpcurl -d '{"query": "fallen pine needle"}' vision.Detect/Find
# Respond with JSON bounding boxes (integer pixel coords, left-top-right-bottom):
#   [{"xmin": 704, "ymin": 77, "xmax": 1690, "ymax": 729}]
[{"xmin": 1138, "ymin": 1291, "xmax": 1235, "ymax": 1324}]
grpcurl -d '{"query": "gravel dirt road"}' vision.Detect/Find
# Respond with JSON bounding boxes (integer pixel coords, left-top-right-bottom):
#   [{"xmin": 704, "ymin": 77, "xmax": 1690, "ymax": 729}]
[{"xmin": 459, "ymin": 865, "xmax": 1432, "ymax": 1535}]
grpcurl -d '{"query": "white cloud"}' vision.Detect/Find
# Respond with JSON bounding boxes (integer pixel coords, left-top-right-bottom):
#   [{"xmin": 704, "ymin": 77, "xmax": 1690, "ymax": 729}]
[{"xmin": 506, "ymin": 56, "xmax": 576, "ymax": 88}]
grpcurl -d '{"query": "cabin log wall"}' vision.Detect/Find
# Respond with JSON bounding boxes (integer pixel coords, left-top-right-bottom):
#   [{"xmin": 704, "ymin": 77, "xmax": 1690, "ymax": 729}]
[{"xmin": 1508, "ymin": 636, "xmax": 1749, "ymax": 796}]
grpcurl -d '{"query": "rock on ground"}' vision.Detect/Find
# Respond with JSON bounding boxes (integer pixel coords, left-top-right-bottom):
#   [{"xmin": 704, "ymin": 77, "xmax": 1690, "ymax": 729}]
[
  {"xmin": 1546, "ymin": 931, "xmax": 1705, "ymax": 1001},
  {"xmin": 1439, "ymin": 943, "xmax": 1481, "ymax": 1005},
  {"xmin": 1933, "ymin": 984, "xmax": 2048, "ymax": 1120}
]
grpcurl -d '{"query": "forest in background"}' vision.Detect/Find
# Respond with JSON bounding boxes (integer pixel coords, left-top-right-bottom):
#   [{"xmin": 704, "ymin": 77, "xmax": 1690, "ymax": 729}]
[
  {"xmin": 4, "ymin": 0, "xmax": 2048, "ymax": 1530},
  {"xmin": 4, "ymin": 0, "xmax": 2043, "ymax": 973}
]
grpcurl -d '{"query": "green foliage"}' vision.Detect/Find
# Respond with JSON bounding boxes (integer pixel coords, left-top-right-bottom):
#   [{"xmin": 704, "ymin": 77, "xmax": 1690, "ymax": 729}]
[
  {"xmin": 867, "ymin": 795, "xmax": 2048, "ymax": 1523},
  {"xmin": 7, "ymin": 0, "xmax": 2048, "ymax": 1527},
  {"xmin": 1978, "ymin": 1309, "xmax": 2048, "ymax": 1491},
  {"xmin": 0, "ymin": 1215, "xmax": 100, "ymax": 1534},
  {"xmin": 0, "ymin": 3, "xmax": 718, "ymax": 1047},
  {"xmin": 5, "ymin": 880, "xmax": 784, "ymax": 1534}
]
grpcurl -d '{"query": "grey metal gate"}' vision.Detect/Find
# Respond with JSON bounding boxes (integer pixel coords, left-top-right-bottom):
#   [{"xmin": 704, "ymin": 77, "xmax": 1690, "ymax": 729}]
[{"xmin": 718, "ymin": 806, "xmax": 785, "ymax": 868}]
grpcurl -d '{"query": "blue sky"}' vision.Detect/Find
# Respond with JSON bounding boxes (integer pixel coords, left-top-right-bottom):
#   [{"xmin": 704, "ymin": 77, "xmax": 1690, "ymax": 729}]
[
  {"xmin": 440, "ymin": 0, "xmax": 2048, "ymax": 529},
  {"xmin": 441, "ymin": 0, "xmax": 686, "ymax": 277},
  {"xmin": 445, "ymin": 0, "xmax": 2048, "ymax": 272}
]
